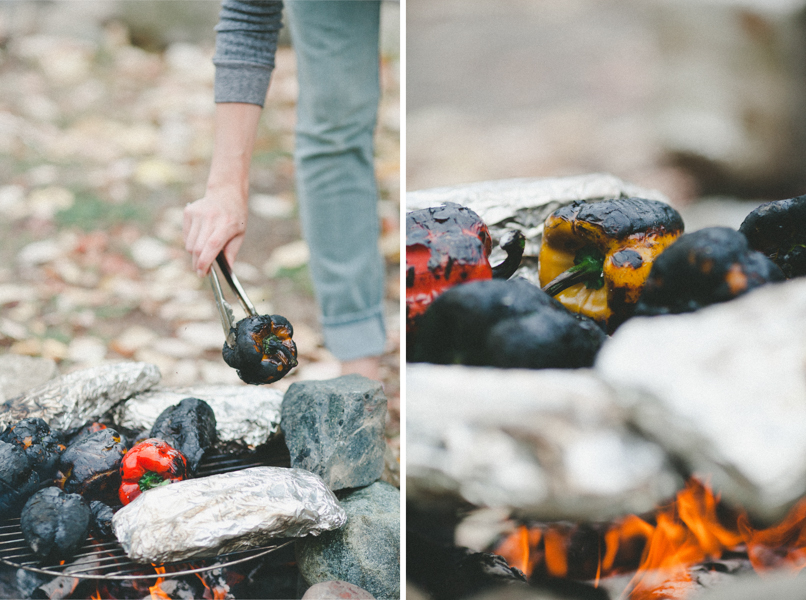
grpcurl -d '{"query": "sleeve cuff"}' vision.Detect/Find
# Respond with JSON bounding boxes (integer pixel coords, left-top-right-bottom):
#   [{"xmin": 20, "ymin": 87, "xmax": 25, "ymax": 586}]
[{"xmin": 214, "ymin": 62, "xmax": 273, "ymax": 107}]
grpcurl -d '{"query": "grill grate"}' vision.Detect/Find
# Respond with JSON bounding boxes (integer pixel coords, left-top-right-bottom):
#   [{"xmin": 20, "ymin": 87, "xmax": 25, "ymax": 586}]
[{"xmin": 0, "ymin": 443, "xmax": 293, "ymax": 581}]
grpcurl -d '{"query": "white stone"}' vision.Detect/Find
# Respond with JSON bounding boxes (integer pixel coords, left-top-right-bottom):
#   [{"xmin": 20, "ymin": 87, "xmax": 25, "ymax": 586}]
[
  {"xmin": 68, "ymin": 336, "xmax": 108, "ymax": 365},
  {"xmin": 263, "ymin": 240, "xmax": 310, "ymax": 277},
  {"xmin": 596, "ymin": 278, "xmax": 806, "ymax": 523},
  {"xmin": 175, "ymin": 321, "xmax": 226, "ymax": 351},
  {"xmin": 130, "ymin": 236, "xmax": 171, "ymax": 270}
]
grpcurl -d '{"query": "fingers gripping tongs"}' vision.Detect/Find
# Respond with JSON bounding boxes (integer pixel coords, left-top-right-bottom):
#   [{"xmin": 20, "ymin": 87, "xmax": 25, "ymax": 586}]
[{"xmin": 209, "ymin": 252, "xmax": 258, "ymax": 348}]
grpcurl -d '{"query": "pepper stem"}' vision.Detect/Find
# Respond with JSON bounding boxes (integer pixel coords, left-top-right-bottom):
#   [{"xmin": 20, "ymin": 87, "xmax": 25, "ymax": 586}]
[
  {"xmin": 542, "ymin": 247, "xmax": 605, "ymax": 296},
  {"xmin": 138, "ymin": 471, "xmax": 170, "ymax": 492}
]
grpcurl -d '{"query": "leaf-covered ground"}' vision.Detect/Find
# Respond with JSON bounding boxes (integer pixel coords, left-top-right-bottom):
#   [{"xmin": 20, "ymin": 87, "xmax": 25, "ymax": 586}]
[{"xmin": 0, "ymin": 17, "xmax": 400, "ymax": 453}]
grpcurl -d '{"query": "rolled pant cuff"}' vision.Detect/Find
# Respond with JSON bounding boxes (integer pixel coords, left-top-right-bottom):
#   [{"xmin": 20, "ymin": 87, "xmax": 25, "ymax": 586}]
[{"xmin": 321, "ymin": 309, "xmax": 386, "ymax": 362}]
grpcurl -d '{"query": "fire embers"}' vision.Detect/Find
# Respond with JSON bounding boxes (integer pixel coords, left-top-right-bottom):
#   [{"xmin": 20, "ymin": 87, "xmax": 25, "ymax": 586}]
[
  {"xmin": 539, "ymin": 198, "xmax": 684, "ymax": 332},
  {"xmin": 634, "ymin": 227, "xmax": 785, "ymax": 316},
  {"xmin": 58, "ymin": 427, "xmax": 128, "ymax": 506},
  {"xmin": 493, "ymin": 478, "xmax": 806, "ymax": 600},
  {"xmin": 739, "ymin": 194, "xmax": 806, "ymax": 279},
  {"xmin": 20, "ymin": 487, "xmax": 91, "ymax": 564},
  {"xmin": 222, "ymin": 314, "xmax": 298, "ymax": 385},
  {"xmin": 410, "ymin": 278, "xmax": 606, "ymax": 369},
  {"xmin": 406, "ymin": 202, "xmax": 525, "ymax": 338}
]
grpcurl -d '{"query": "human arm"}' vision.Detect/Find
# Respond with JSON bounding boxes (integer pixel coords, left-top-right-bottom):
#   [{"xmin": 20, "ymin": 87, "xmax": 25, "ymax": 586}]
[{"xmin": 183, "ymin": 0, "xmax": 283, "ymax": 276}]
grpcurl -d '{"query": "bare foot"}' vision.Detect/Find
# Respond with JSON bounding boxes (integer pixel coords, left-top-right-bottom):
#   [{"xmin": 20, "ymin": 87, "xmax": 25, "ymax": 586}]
[{"xmin": 341, "ymin": 356, "xmax": 382, "ymax": 381}]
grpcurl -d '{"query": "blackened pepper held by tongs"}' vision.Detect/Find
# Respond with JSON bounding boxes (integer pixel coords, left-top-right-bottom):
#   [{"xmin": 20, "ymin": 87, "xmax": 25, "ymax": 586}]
[
  {"xmin": 739, "ymin": 194, "xmax": 806, "ymax": 279},
  {"xmin": 209, "ymin": 252, "xmax": 298, "ymax": 385},
  {"xmin": 538, "ymin": 197, "xmax": 684, "ymax": 332}
]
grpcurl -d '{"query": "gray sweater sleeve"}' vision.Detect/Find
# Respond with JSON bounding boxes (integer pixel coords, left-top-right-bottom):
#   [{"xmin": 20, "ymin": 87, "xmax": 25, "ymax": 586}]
[{"xmin": 213, "ymin": 0, "xmax": 284, "ymax": 107}]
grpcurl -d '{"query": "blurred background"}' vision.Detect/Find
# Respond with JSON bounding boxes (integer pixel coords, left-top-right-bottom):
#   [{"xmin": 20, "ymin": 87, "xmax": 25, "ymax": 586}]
[
  {"xmin": 407, "ymin": 0, "xmax": 806, "ymax": 226},
  {"xmin": 0, "ymin": 1, "xmax": 400, "ymax": 449}
]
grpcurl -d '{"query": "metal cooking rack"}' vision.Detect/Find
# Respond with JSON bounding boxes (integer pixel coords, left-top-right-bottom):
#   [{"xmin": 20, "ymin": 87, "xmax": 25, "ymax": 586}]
[{"xmin": 0, "ymin": 446, "xmax": 293, "ymax": 580}]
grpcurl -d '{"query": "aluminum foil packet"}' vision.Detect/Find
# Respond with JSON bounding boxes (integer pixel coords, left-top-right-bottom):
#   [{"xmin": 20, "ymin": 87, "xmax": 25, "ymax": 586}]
[
  {"xmin": 0, "ymin": 362, "xmax": 161, "ymax": 432},
  {"xmin": 406, "ymin": 173, "xmax": 669, "ymax": 284},
  {"xmin": 111, "ymin": 385, "xmax": 283, "ymax": 450},
  {"xmin": 112, "ymin": 466, "xmax": 347, "ymax": 564}
]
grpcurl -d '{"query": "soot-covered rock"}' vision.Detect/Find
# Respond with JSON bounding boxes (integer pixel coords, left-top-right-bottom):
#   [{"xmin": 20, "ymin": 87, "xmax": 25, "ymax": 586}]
[
  {"xmin": 89, "ymin": 500, "xmax": 114, "ymax": 538},
  {"xmin": 407, "ymin": 530, "xmax": 527, "ymax": 600},
  {"xmin": 0, "ymin": 418, "xmax": 65, "ymax": 481},
  {"xmin": 59, "ymin": 428, "xmax": 127, "ymax": 505},
  {"xmin": 297, "ymin": 481, "xmax": 400, "ymax": 600},
  {"xmin": 634, "ymin": 227, "xmax": 785, "ymax": 316},
  {"xmin": 740, "ymin": 194, "xmax": 806, "ymax": 279},
  {"xmin": 0, "ymin": 440, "xmax": 40, "ymax": 516},
  {"xmin": 222, "ymin": 314, "xmax": 298, "ymax": 385},
  {"xmin": 281, "ymin": 375, "xmax": 387, "ymax": 491},
  {"xmin": 21, "ymin": 487, "xmax": 90, "ymax": 564},
  {"xmin": 411, "ymin": 278, "xmax": 606, "ymax": 368},
  {"xmin": 149, "ymin": 397, "xmax": 216, "ymax": 475}
]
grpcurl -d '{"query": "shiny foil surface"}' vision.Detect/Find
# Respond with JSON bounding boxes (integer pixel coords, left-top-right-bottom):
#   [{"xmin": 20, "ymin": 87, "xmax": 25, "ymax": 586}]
[
  {"xmin": 112, "ymin": 466, "xmax": 347, "ymax": 563},
  {"xmin": 112, "ymin": 385, "xmax": 283, "ymax": 450},
  {"xmin": 0, "ymin": 362, "xmax": 161, "ymax": 432}
]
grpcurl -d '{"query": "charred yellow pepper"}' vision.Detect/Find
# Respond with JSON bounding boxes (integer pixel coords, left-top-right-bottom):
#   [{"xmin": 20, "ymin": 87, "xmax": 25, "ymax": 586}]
[{"xmin": 538, "ymin": 198, "xmax": 684, "ymax": 331}]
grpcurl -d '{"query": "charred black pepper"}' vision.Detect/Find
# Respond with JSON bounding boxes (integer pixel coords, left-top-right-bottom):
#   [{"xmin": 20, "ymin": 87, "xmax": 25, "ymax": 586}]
[
  {"xmin": 149, "ymin": 397, "xmax": 217, "ymax": 475},
  {"xmin": 21, "ymin": 487, "xmax": 90, "ymax": 564},
  {"xmin": 739, "ymin": 194, "xmax": 806, "ymax": 279}
]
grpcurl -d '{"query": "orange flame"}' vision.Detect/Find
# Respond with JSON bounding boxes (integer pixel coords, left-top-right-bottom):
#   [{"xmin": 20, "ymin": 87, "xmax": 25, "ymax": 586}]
[
  {"xmin": 196, "ymin": 572, "xmax": 229, "ymax": 600},
  {"xmin": 494, "ymin": 477, "xmax": 806, "ymax": 599},
  {"xmin": 148, "ymin": 566, "xmax": 171, "ymax": 600},
  {"xmin": 91, "ymin": 590, "xmax": 102, "ymax": 600}
]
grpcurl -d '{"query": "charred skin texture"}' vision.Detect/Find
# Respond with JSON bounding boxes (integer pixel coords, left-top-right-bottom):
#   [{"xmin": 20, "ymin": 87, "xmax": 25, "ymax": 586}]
[
  {"xmin": 411, "ymin": 278, "xmax": 606, "ymax": 369},
  {"xmin": 635, "ymin": 226, "xmax": 786, "ymax": 316},
  {"xmin": 20, "ymin": 487, "xmax": 91, "ymax": 564},
  {"xmin": 222, "ymin": 314, "xmax": 298, "ymax": 385},
  {"xmin": 149, "ymin": 397, "xmax": 217, "ymax": 475},
  {"xmin": 89, "ymin": 500, "xmax": 114, "ymax": 538},
  {"xmin": 739, "ymin": 194, "xmax": 806, "ymax": 279},
  {"xmin": 119, "ymin": 438, "xmax": 187, "ymax": 506},
  {"xmin": 538, "ymin": 198, "xmax": 684, "ymax": 332},
  {"xmin": 0, "ymin": 417, "xmax": 65, "ymax": 482},
  {"xmin": 0, "ymin": 440, "xmax": 40, "ymax": 517},
  {"xmin": 406, "ymin": 202, "xmax": 525, "ymax": 337},
  {"xmin": 59, "ymin": 428, "xmax": 128, "ymax": 505}
]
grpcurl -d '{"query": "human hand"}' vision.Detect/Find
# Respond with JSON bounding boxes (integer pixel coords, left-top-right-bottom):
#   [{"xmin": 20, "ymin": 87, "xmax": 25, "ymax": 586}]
[{"xmin": 183, "ymin": 190, "xmax": 249, "ymax": 276}]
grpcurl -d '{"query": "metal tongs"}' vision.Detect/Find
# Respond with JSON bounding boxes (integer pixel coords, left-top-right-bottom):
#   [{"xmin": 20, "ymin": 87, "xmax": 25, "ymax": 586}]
[{"xmin": 209, "ymin": 252, "xmax": 258, "ymax": 348}]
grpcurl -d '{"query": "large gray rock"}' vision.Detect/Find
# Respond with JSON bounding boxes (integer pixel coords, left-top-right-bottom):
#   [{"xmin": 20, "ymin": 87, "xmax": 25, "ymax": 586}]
[
  {"xmin": 407, "ymin": 365, "xmax": 680, "ymax": 521},
  {"xmin": 281, "ymin": 375, "xmax": 387, "ymax": 491},
  {"xmin": 0, "ymin": 354, "xmax": 58, "ymax": 403},
  {"xmin": 296, "ymin": 481, "xmax": 400, "ymax": 600},
  {"xmin": 596, "ymin": 278, "xmax": 806, "ymax": 524}
]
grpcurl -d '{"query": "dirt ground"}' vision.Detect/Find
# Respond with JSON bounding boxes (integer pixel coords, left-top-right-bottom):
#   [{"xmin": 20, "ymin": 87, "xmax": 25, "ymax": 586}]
[{"xmin": 0, "ymin": 12, "xmax": 400, "ymax": 453}]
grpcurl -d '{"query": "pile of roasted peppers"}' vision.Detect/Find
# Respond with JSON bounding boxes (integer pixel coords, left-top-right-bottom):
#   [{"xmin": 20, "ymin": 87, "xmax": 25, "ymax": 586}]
[
  {"xmin": 3, "ymin": 396, "xmax": 218, "ymax": 564},
  {"xmin": 409, "ymin": 191, "xmax": 801, "ymax": 371}
]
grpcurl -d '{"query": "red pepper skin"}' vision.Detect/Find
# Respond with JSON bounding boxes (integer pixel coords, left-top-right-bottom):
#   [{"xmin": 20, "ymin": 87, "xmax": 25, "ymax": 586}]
[{"xmin": 118, "ymin": 439, "xmax": 187, "ymax": 505}]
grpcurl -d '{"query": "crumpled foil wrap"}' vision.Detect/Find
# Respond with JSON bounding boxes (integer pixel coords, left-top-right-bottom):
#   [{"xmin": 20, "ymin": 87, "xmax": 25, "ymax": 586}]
[
  {"xmin": 112, "ymin": 466, "xmax": 347, "ymax": 563},
  {"xmin": 110, "ymin": 385, "xmax": 283, "ymax": 450},
  {"xmin": 0, "ymin": 362, "xmax": 161, "ymax": 432},
  {"xmin": 406, "ymin": 173, "xmax": 669, "ymax": 284}
]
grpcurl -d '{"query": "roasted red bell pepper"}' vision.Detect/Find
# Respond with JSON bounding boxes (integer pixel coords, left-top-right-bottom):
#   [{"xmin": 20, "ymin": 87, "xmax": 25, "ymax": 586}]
[{"xmin": 118, "ymin": 438, "xmax": 187, "ymax": 505}]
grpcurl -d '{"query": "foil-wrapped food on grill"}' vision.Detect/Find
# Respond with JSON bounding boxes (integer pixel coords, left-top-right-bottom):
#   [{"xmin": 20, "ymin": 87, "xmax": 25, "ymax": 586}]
[
  {"xmin": 0, "ymin": 362, "xmax": 161, "ymax": 433},
  {"xmin": 112, "ymin": 466, "xmax": 347, "ymax": 563},
  {"xmin": 112, "ymin": 385, "xmax": 282, "ymax": 451}
]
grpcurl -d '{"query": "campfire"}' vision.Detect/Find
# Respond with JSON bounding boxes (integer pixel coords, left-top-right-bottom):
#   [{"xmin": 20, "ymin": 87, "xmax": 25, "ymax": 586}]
[{"xmin": 493, "ymin": 477, "xmax": 806, "ymax": 599}]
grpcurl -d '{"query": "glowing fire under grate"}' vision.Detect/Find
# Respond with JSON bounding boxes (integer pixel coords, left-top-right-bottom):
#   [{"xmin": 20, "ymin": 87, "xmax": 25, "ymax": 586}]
[{"xmin": 493, "ymin": 478, "xmax": 806, "ymax": 599}]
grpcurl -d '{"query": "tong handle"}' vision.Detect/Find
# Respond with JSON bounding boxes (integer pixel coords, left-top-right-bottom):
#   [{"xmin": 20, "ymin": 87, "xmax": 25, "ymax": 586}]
[{"xmin": 215, "ymin": 252, "xmax": 258, "ymax": 317}]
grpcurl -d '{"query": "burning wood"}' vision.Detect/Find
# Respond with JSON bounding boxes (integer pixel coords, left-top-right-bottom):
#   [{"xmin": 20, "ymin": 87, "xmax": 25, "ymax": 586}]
[{"xmin": 493, "ymin": 478, "xmax": 806, "ymax": 599}]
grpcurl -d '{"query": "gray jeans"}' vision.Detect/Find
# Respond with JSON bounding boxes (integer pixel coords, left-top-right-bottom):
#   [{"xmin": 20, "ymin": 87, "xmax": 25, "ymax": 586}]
[{"xmin": 286, "ymin": 0, "xmax": 386, "ymax": 361}]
